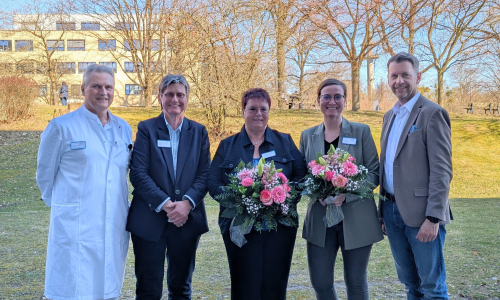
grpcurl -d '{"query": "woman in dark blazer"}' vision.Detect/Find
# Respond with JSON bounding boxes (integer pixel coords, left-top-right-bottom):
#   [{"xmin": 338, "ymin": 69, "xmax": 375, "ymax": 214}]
[
  {"xmin": 300, "ymin": 79, "xmax": 383, "ymax": 300},
  {"xmin": 209, "ymin": 88, "xmax": 307, "ymax": 300}
]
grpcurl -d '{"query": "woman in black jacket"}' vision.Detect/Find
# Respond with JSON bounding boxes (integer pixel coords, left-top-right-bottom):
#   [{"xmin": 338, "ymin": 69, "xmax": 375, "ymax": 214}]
[{"xmin": 208, "ymin": 88, "xmax": 307, "ymax": 300}]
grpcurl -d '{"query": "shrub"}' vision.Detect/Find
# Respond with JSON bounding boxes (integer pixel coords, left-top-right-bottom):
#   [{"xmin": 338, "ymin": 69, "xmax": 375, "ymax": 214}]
[{"xmin": 0, "ymin": 76, "xmax": 38, "ymax": 123}]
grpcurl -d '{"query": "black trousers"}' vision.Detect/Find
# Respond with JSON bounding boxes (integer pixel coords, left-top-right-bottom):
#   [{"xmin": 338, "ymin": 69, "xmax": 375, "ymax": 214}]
[
  {"xmin": 222, "ymin": 223, "xmax": 298, "ymax": 300},
  {"xmin": 131, "ymin": 223, "xmax": 201, "ymax": 300}
]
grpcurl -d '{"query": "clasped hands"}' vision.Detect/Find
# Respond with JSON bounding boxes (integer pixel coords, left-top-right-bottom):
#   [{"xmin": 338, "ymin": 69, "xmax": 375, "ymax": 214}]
[{"xmin": 162, "ymin": 199, "xmax": 192, "ymax": 227}]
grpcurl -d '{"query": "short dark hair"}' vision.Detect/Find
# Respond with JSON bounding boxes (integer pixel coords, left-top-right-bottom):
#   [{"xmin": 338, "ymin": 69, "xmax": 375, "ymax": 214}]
[
  {"xmin": 241, "ymin": 88, "xmax": 271, "ymax": 111},
  {"xmin": 317, "ymin": 79, "xmax": 347, "ymax": 100},
  {"xmin": 387, "ymin": 52, "xmax": 420, "ymax": 72},
  {"xmin": 158, "ymin": 74, "xmax": 190, "ymax": 96}
]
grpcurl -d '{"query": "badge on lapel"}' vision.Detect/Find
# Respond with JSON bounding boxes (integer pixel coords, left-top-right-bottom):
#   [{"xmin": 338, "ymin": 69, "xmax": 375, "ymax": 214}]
[{"xmin": 409, "ymin": 125, "xmax": 418, "ymax": 133}]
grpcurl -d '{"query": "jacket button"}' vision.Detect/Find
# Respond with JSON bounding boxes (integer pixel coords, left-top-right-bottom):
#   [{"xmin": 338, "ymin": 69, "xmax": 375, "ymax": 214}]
[
  {"xmin": 229, "ymin": 164, "xmax": 233, "ymax": 168},
  {"xmin": 148, "ymin": 204, "xmax": 151, "ymax": 207},
  {"xmin": 175, "ymin": 190, "xmax": 180, "ymax": 194},
  {"xmin": 282, "ymin": 158, "xmax": 286, "ymax": 162}
]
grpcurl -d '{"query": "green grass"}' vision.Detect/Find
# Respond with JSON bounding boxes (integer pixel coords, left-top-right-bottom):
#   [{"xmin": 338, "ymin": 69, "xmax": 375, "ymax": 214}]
[{"xmin": 1, "ymin": 107, "xmax": 499, "ymax": 299}]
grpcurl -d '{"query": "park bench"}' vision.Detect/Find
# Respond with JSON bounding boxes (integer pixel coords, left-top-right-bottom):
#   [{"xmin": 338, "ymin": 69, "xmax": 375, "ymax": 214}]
[
  {"xmin": 463, "ymin": 103, "xmax": 473, "ymax": 113},
  {"xmin": 484, "ymin": 103, "xmax": 500, "ymax": 115}
]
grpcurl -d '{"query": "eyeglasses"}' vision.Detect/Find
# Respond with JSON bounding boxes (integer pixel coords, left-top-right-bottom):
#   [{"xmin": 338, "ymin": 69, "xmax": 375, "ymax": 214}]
[
  {"xmin": 245, "ymin": 107, "xmax": 269, "ymax": 114},
  {"xmin": 320, "ymin": 94, "xmax": 345, "ymax": 103},
  {"xmin": 161, "ymin": 92, "xmax": 186, "ymax": 100}
]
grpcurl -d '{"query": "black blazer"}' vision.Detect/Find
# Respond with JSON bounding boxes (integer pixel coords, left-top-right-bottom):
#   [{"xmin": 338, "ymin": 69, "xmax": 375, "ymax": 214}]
[
  {"xmin": 208, "ymin": 126, "xmax": 307, "ymax": 235},
  {"xmin": 126, "ymin": 114, "xmax": 210, "ymax": 242}
]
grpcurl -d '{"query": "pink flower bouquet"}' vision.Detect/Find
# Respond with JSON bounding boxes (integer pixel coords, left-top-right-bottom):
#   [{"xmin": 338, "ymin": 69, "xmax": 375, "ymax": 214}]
[
  {"xmin": 216, "ymin": 158, "xmax": 300, "ymax": 242},
  {"xmin": 300, "ymin": 145, "xmax": 377, "ymax": 227}
]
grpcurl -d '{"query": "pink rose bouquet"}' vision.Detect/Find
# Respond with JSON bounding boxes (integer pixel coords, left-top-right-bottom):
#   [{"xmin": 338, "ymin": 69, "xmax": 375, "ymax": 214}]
[
  {"xmin": 299, "ymin": 145, "xmax": 377, "ymax": 227},
  {"xmin": 216, "ymin": 158, "xmax": 300, "ymax": 240}
]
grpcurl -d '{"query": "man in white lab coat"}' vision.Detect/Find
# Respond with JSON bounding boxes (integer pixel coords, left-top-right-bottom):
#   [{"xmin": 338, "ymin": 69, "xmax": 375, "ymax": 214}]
[{"xmin": 36, "ymin": 64, "xmax": 132, "ymax": 300}]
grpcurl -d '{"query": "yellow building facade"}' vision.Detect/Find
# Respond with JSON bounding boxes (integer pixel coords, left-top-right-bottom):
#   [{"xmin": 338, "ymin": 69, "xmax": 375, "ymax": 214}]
[{"xmin": 0, "ymin": 15, "xmax": 167, "ymax": 106}]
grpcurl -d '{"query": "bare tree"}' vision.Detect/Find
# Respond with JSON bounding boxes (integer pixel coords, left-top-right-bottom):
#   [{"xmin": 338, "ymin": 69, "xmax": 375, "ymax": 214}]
[
  {"xmin": 178, "ymin": 0, "xmax": 272, "ymax": 136},
  {"xmin": 421, "ymin": 0, "xmax": 489, "ymax": 106},
  {"xmin": 260, "ymin": 0, "xmax": 305, "ymax": 107},
  {"xmin": 378, "ymin": 0, "xmax": 432, "ymax": 55},
  {"xmin": 79, "ymin": 0, "xmax": 172, "ymax": 107},
  {"xmin": 303, "ymin": 0, "xmax": 396, "ymax": 111},
  {"xmin": 10, "ymin": 0, "xmax": 76, "ymax": 105}
]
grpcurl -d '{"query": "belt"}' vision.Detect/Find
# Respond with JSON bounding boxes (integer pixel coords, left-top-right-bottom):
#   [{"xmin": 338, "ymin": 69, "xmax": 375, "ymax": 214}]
[{"xmin": 382, "ymin": 191, "xmax": 396, "ymax": 202}]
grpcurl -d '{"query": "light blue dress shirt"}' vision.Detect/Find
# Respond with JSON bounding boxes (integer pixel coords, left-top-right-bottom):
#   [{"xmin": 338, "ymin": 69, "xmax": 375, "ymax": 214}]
[
  {"xmin": 383, "ymin": 93, "xmax": 420, "ymax": 194},
  {"xmin": 155, "ymin": 116, "xmax": 195, "ymax": 213}
]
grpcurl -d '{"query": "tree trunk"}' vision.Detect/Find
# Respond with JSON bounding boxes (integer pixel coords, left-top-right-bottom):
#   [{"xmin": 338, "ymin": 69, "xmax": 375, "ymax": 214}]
[
  {"xmin": 276, "ymin": 1, "xmax": 287, "ymax": 107},
  {"xmin": 50, "ymin": 73, "xmax": 58, "ymax": 106},
  {"xmin": 437, "ymin": 69, "xmax": 444, "ymax": 106},
  {"xmin": 351, "ymin": 64, "xmax": 360, "ymax": 111},
  {"xmin": 276, "ymin": 30, "xmax": 286, "ymax": 107},
  {"xmin": 144, "ymin": 84, "xmax": 152, "ymax": 107}
]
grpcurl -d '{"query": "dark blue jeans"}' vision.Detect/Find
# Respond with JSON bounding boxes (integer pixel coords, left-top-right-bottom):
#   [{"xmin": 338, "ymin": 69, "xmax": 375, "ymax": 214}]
[
  {"xmin": 382, "ymin": 200, "xmax": 448, "ymax": 300},
  {"xmin": 307, "ymin": 223, "xmax": 372, "ymax": 300}
]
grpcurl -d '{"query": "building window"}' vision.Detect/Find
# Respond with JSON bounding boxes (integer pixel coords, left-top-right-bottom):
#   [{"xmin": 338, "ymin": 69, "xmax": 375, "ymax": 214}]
[
  {"xmin": 99, "ymin": 62, "xmax": 117, "ymax": 73},
  {"xmin": 115, "ymin": 22, "xmax": 135, "ymax": 30},
  {"xmin": 126, "ymin": 84, "xmax": 143, "ymax": 95},
  {"xmin": 78, "ymin": 62, "xmax": 96, "ymax": 74},
  {"xmin": 47, "ymin": 40, "xmax": 65, "ymax": 51},
  {"xmin": 124, "ymin": 61, "xmax": 142, "ymax": 73},
  {"xmin": 0, "ymin": 40, "xmax": 12, "ymax": 51},
  {"xmin": 39, "ymin": 85, "xmax": 48, "ymax": 97},
  {"xmin": 16, "ymin": 62, "xmax": 35, "ymax": 74},
  {"xmin": 57, "ymin": 62, "xmax": 76, "ymax": 74},
  {"xmin": 36, "ymin": 63, "xmax": 48, "ymax": 74},
  {"xmin": 99, "ymin": 39, "xmax": 116, "ymax": 51},
  {"xmin": 150, "ymin": 39, "xmax": 161, "ymax": 51},
  {"xmin": 81, "ymin": 22, "xmax": 100, "ymax": 30},
  {"xmin": 68, "ymin": 40, "xmax": 85, "ymax": 51},
  {"xmin": 124, "ymin": 39, "xmax": 141, "ymax": 51},
  {"xmin": 15, "ymin": 40, "xmax": 33, "ymax": 51},
  {"xmin": 56, "ymin": 22, "xmax": 76, "ymax": 31}
]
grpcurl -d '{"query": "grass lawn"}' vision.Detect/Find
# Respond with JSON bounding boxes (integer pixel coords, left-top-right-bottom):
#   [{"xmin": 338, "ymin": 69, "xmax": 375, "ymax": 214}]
[{"xmin": 0, "ymin": 106, "xmax": 499, "ymax": 299}]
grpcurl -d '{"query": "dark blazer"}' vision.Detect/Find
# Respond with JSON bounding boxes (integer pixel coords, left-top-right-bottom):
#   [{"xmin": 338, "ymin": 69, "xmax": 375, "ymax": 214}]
[
  {"xmin": 208, "ymin": 126, "xmax": 307, "ymax": 235},
  {"xmin": 126, "ymin": 114, "xmax": 210, "ymax": 242},
  {"xmin": 379, "ymin": 95, "xmax": 452, "ymax": 227},
  {"xmin": 300, "ymin": 118, "xmax": 383, "ymax": 249}
]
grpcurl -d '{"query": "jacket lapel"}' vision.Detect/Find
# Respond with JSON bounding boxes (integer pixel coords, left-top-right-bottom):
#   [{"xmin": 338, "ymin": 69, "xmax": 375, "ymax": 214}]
[
  {"xmin": 337, "ymin": 117, "xmax": 352, "ymax": 152},
  {"xmin": 394, "ymin": 95, "xmax": 424, "ymax": 159},
  {"xmin": 157, "ymin": 113, "xmax": 175, "ymax": 184},
  {"xmin": 175, "ymin": 118, "xmax": 193, "ymax": 184},
  {"xmin": 311, "ymin": 123, "xmax": 324, "ymax": 156},
  {"xmin": 380, "ymin": 111, "xmax": 395, "ymax": 167}
]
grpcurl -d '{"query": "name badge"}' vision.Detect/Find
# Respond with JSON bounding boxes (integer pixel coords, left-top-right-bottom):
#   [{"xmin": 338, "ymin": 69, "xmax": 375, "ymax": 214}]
[
  {"xmin": 157, "ymin": 140, "xmax": 171, "ymax": 148},
  {"xmin": 342, "ymin": 137, "xmax": 357, "ymax": 145},
  {"xmin": 70, "ymin": 141, "xmax": 86, "ymax": 150},
  {"xmin": 261, "ymin": 150, "xmax": 276, "ymax": 159}
]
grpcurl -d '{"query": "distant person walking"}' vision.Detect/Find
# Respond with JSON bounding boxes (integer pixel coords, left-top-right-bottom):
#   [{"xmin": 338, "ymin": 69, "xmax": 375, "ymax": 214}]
[{"xmin": 59, "ymin": 81, "xmax": 68, "ymax": 105}]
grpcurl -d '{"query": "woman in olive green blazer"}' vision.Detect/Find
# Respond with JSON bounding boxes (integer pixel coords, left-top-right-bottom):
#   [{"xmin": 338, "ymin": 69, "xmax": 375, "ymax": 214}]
[{"xmin": 299, "ymin": 78, "xmax": 383, "ymax": 300}]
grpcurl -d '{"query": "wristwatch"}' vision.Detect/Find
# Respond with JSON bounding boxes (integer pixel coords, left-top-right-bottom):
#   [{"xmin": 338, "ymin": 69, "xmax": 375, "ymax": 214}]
[{"xmin": 426, "ymin": 216, "xmax": 440, "ymax": 224}]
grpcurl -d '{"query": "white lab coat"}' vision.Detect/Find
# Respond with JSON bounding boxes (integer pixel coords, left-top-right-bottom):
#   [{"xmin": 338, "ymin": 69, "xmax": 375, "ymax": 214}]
[{"xmin": 36, "ymin": 105, "xmax": 132, "ymax": 300}]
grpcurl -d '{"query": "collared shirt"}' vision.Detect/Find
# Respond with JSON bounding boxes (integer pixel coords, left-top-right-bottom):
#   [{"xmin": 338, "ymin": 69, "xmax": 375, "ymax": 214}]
[
  {"xmin": 155, "ymin": 116, "xmax": 195, "ymax": 212},
  {"xmin": 383, "ymin": 93, "xmax": 420, "ymax": 194}
]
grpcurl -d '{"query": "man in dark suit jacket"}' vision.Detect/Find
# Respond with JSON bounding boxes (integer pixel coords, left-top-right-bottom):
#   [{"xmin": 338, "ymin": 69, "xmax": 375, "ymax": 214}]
[
  {"xmin": 379, "ymin": 53, "xmax": 453, "ymax": 299},
  {"xmin": 127, "ymin": 74, "xmax": 210, "ymax": 300}
]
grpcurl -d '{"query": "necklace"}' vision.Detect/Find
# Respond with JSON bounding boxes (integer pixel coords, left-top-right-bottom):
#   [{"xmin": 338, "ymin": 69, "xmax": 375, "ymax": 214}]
[{"xmin": 251, "ymin": 139, "xmax": 263, "ymax": 145}]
